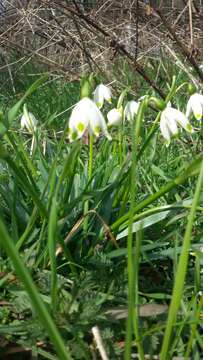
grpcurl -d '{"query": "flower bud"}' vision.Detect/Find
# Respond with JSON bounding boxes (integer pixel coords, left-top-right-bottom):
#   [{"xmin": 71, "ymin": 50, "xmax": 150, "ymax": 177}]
[
  {"xmin": 187, "ymin": 83, "xmax": 196, "ymax": 96},
  {"xmin": 149, "ymin": 97, "xmax": 165, "ymax": 111}
]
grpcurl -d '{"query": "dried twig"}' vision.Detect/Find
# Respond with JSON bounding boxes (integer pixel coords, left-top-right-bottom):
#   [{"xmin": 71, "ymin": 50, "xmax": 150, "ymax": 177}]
[
  {"xmin": 0, "ymin": 1, "xmax": 202, "ymax": 90},
  {"xmin": 154, "ymin": 7, "xmax": 203, "ymax": 83},
  {"xmin": 91, "ymin": 326, "xmax": 109, "ymax": 360},
  {"xmin": 49, "ymin": 0, "xmax": 166, "ymax": 98}
]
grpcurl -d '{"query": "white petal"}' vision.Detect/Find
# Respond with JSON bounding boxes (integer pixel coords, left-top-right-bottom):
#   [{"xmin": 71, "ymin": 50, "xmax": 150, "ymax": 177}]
[
  {"xmin": 101, "ymin": 85, "xmax": 112, "ymax": 101},
  {"xmin": 160, "ymin": 109, "xmax": 178, "ymax": 140},
  {"xmin": 86, "ymin": 98, "xmax": 111, "ymax": 140},
  {"xmin": 186, "ymin": 98, "xmax": 192, "ymax": 118},
  {"xmin": 68, "ymin": 97, "xmax": 111, "ymax": 141},
  {"xmin": 107, "ymin": 108, "xmax": 122, "ymax": 126},
  {"xmin": 68, "ymin": 99, "xmax": 90, "ymax": 139},
  {"xmin": 68, "ymin": 98, "xmax": 92, "ymax": 141},
  {"xmin": 21, "ymin": 112, "xmax": 38, "ymax": 133},
  {"xmin": 124, "ymin": 101, "xmax": 139, "ymax": 121},
  {"xmin": 166, "ymin": 116, "xmax": 178, "ymax": 135},
  {"xmin": 93, "ymin": 84, "xmax": 111, "ymax": 109},
  {"xmin": 160, "ymin": 117, "xmax": 172, "ymax": 141},
  {"xmin": 89, "ymin": 109, "xmax": 109, "ymax": 138},
  {"xmin": 187, "ymin": 93, "xmax": 203, "ymax": 120},
  {"xmin": 174, "ymin": 109, "xmax": 193, "ymax": 132},
  {"xmin": 163, "ymin": 107, "xmax": 193, "ymax": 133},
  {"xmin": 93, "ymin": 86, "xmax": 104, "ymax": 109}
]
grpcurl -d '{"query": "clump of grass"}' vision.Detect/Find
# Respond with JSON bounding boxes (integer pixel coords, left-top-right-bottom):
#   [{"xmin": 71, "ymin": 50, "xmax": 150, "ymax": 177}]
[{"xmin": 0, "ymin": 58, "xmax": 202, "ymax": 359}]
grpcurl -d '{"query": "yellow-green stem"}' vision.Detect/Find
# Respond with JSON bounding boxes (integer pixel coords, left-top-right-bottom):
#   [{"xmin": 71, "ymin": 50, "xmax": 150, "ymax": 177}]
[
  {"xmin": 125, "ymin": 99, "xmax": 146, "ymax": 360},
  {"xmin": 160, "ymin": 160, "xmax": 203, "ymax": 359},
  {"xmin": 84, "ymin": 134, "xmax": 94, "ymax": 233}
]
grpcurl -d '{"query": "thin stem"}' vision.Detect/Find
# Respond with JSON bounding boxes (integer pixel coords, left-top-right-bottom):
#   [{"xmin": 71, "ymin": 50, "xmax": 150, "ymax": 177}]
[
  {"xmin": 125, "ymin": 100, "xmax": 146, "ymax": 360},
  {"xmin": 84, "ymin": 134, "xmax": 94, "ymax": 233},
  {"xmin": 118, "ymin": 124, "xmax": 123, "ymax": 164},
  {"xmin": 88, "ymin": 134, "xmax": 94, "ymax": 180},
  {"xmin": 133, "ymin": 231, "xmax": 145, "ymax": 359},
  {"xmin": 160, "ymin": 160, "xmax": 203, "ymax": 360}
]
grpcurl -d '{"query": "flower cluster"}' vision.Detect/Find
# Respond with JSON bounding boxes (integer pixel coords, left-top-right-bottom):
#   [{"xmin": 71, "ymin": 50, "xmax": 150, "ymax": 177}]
[
  {"xmin": 67, "ymin": 83, "xmax": 142, "ymax": 142},
  {"xmin": 20, "ymin": 82, "xmax": 202, "ymax": 148},
  {"xmin": 68, "ymin": 97, "xmax": 112, "ymax": 142},
  {"xmin": 160, "ymin": 92, "xmax": 203, "ymax": 145}
]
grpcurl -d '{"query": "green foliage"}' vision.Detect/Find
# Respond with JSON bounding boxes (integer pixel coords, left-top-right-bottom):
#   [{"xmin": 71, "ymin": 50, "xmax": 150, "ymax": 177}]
[{"xmin": 0, "ymin": 58, "xmax": 203, "ymax": 359}]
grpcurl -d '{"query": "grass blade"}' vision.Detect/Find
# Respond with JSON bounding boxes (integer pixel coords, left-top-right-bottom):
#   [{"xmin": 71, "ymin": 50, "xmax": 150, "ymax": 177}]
[
  {"xmin": 0, "ymin": 217, "xmax": 72, "ymax": 360},
  {"xmin": 160, "ymin": 160, "xmax": 203, "ymax": 359}
]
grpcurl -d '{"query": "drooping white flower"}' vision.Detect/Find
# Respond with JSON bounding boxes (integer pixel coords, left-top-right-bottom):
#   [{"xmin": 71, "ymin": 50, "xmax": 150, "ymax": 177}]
[
  {"xmin": 21, "ymin": 108, "xmax": 38, "ymax": 133},
  {"xmin": 68, "ymin": 97, "xmax": 111, "ymax": 142},
  {"xmin": 186, "ymin": 93, "xmax": 203, "ymax": 120},
  {"xmin": 93, "ymin": 84, "xmax": 112, "ymax": 109},
  {"xmin": 107, "ymin": 108, "xmax": 122, "ymax": 126},
  {"xmin": 160, "ymin": 107, "xmax": 193, "ymax": 145},
  {"xmin": 124, "ymin": 101, "xmax": 139, "ymax": 121}
]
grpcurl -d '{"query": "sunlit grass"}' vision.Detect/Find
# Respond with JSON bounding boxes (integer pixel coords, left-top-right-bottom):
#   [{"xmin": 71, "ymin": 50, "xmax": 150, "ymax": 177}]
[{"xmin": 0, "ymin": 59, "xmax": 202, "ymax": 359}]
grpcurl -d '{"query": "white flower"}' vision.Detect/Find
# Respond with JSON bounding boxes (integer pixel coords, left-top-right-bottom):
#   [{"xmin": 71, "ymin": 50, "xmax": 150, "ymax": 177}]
[
  {"xmin": 68, "ymin": 97, "xmax": 111, "ymax": 142},
  {"xmin": 107, "ymin": 108, "xmax": 122, "ymax": 126},
  {"xmin": 160, "ymin": 107, "xmax": 193, "ymax": 145},
  {"xmin": 124, "ymin": 101, "xmax": 139, "ymax": 121},
  {"xmin": 93, "ymin": 84, "xmax": 112, "ymax": 109},
  {"xmin": 186, "ymin": 93, "xmax": 203, "ymax": 120},
  {"xmin": 21, "ymin": 111, "xmax": 38, "ymax": 133}
]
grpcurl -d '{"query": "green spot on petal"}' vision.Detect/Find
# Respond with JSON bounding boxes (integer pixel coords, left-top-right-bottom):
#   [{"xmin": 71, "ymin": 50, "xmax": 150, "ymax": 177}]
[
  {"xmin": 195, "ymin": 113, "xmax": 202, "ymax": 120},
  {"xmin": 96, "ymin": 102, "xmax": 103, "ymax": 109},
  {"xmin": 186, "ymin": 123, "xmax": 193, "ymax": 133},
  {"xmin": 71, "ymin": 131, "xmax": 78, "ymax": 141},
  {"xmin": 94, "ymin": 126, "xmax": 101, "ymax": 136},
  {"xmin": 77, "ymin": 122, "xmax": 85, "ymax": 132}
]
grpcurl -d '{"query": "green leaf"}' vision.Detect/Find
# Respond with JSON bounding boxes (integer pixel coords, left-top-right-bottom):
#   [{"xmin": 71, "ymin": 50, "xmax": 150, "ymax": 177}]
[
  {"xmin": 117, "ymin": 210, "xmax": 171, "ymax": 240},
  {"xmin": 48, "ymin": 196, "xmax": 58, "ymax": 311},
  {"xmin": 5, "ymin": 75, "xmax": 49, "ymax": 134},
  {"xmin": 0, "ymin": 217, "xmax": 72, "ymax": 360}
]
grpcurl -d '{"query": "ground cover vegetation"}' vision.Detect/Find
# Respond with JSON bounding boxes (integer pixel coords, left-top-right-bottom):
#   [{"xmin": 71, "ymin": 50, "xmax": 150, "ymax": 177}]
[
  {"xmin": 0, "ymin": 1, "xmax": 203, "ymax": 359},
  {"xmin": 0, "ymin": 55, "xmax": 202, "ymax": 359}
]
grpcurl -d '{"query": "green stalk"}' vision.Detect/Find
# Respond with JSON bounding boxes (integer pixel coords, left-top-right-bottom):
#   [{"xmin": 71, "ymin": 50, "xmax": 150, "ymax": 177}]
[
  {"xmin": 84, "ymin": 134, "xmax": 94, "ymax": 233},
  {"xmin": 88, "ymin": 134, "xmax": 94, "ymax": 180},
  {"xmin": 137, "ymin": 112, "xmax": 161, "ymax": 160},
  {"xmin": 132, "ymin": 230, "xmax": 145, "ymax": 359},
  {"xmin": 0, "ymin": 218, "xmax": 72, "ymax": 360},
  {"xmin": 184, "ymin": 282, "xmax": 203, "ymax": 357},
  {"xmin": 160, "ymin": 160, "xmax": 203, "ymax": 360},
  {"xmin": 118, "ymin": 123, "xmax": 123, "ymax": 164},
  {"xmin": 48, "ymin": 196, "xmax": 58, "ymax": 312},
  {"xmin": 125, "ymin": 100, "xmax": 146, "ymax": 360}
]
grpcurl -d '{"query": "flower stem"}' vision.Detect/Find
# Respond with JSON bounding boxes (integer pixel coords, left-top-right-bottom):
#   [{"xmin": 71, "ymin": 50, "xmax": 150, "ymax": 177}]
[
  {"xmin": 118, "ymin": 124, "xmax": 123, "ymax": 164},
  {"xmin": 160, "ymin": 159, "xmax": 203, "ymax": 359},
  {"xmin": 84, "ymin": 134, "xmax": 94, "ymax": 233},
  {"xmin": 88, "ymin": 134, "xmax": 94, "ymax": 180},
  {"xmin": 125, "ymin": 99, "xmax": 146, "ymax": 360}
]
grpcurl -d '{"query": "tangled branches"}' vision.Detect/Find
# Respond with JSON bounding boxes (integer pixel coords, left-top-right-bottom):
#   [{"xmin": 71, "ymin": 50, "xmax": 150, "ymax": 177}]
[{"xmin": 0, "ymin": 1, "xmax": 202, "ymax": 94}]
